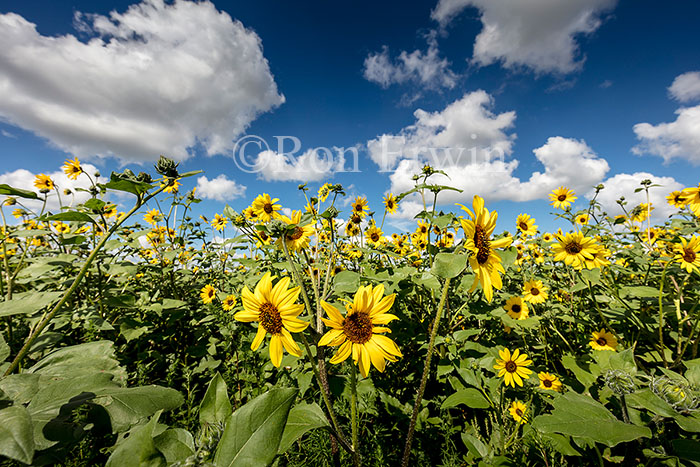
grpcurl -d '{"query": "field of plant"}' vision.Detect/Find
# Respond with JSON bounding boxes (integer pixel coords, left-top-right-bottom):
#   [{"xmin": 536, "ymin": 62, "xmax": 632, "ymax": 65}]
[{"xmin": 1, "ymin": 157, "xmax": 700, "ymax": 466}]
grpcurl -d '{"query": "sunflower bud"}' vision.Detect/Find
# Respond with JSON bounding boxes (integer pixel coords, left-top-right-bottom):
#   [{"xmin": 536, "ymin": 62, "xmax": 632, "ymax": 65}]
[{"xmin": 155, "ymin": 155, "xmax": 180, "ymax": 178}]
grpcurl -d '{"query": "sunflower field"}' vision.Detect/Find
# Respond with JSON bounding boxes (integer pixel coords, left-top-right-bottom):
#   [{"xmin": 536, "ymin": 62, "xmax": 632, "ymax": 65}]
[{"xmin": 1, "ymin": 157, "xmax": 700, "ymax": 466}]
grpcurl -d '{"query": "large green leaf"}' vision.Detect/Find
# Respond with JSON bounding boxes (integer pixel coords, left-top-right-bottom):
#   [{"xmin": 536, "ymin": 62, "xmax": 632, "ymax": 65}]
[
  {"xmin": 106, "ymin": 411, "xmax": 165, "ymax": 467},
  {"xmin": 0, "ymin": 184, "xmax": 38, "ymax": 200},
  {"xmin": 27, "ymin": 340, "xmax": 126, "ymax": 384},
  {"xmin": 0, "ymin": 406, "xmax": 35, "ymax": 464},
  {"xmin": 42, "ymin": 212, "xmax": 96, "ymax": 224},
  {"xmin": 92, "ymin": 385, "xmax": 184, "ymax": 432},
  {"xmin": 0, "ymin": 291, "xmax": 63, "ymax": 318},
  {"xmin": 441, "ymin": 388, "xmax": 490, "ymax": 410},
  {"xmin": 333, "ymin": 271, "xmax": 359, "ymax": 294},
  {"xmin": 153, "ymin": 428, "xmax": 195, "ymax": 464},
  {"xmin": 199, "ymin": 372, "xmax": 232, "ymax": 426},
  {"xmin": 277, "ymin": 403, "xmax": 330, "ymax": 454},
  {"xmin": 0, "ymin": 333, "xmax": 9, "ymax": 362},
  {"xmin": 431, "ymin": 252, "xmax": 467, "ymax": 279},
  {"xmin": 214, "ymin": 388, "xmax": 297, "ymax": 467},
  {"xmin": 532, "ymin": 392, "xmax": 651, "ymax": 447}
]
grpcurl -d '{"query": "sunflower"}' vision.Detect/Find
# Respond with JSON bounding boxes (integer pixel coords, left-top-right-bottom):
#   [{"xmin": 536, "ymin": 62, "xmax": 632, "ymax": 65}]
[
  {"xmin": 522, "ymin": 280, "xmax": 548, "ymax": 304},
  {"xmin": 509, "ymin": 401, "xmax": 528, "ymax": 424},
  {"xmin": 161, "ymin": 178, "xmax": 181, "ymax": 193},
  {"xmin": 34, "ymin": 174, "xmax": 55, "ymax": 191},
  {"xmin": 538, "ymin": 372, "xmax": 562, "ymax": 391},
  {"xmin": 62, "ymin": 157, "xmax": 83, "ymax": 180},
  {"xmin": 222, "ymin": 294, "xmax": 237, "ymax": 311},
  {"xmin": 674, "ymin": 236, "xmax": 700, "ymax": 273},
  {"xmin": 243, "ymin": 206, "xmax": 259, "ymax": 221},
  {"xmin": 516, "ymin": 213, "xmax": 537, "ymax": 237},
  {"xmin": 234, "ymin": 272, "xmax": 309, "ymax": 367},
  {"xmin": 383, "ymin": 193, "xmax": 398, "ymax": 214},
  {"xmin": 365, "ymin": 225, "xmax": 384, "ymax": 247},
  {"xmin": 494, "ymin": 348, "xmax": 533, "ymax": 387},
  {"xmin": 345, "ymin": 222, "xmax": 360, "ymax": 237},
  {"xmin": 681, "ymin": 184, "xmax": 700, "ymax": 217},
  {"xmin": 251, "ymin": 193, "xmax": 283, "ymax": 222},
  {"xmin": 549, "ymin": 186, "xmax": 577, "ymax": 209},
  {"xmin": 211, "ymin": 214, "xmax": 228, "ymax": 231},
  {"xmin": 53, "ymin": 221, "xmax": 71, "ymax": 234},
  {"xmin": 200, "ymin": 284, "xmax": 216, "ymax": 304},
  {"xmin": 144, "ymin": 209, "xmax": 162, "ymax": 225},
  {"xmin": 552, "ymin": 231, "xmax": 599, "ymax": 269},
  {"xmin": 629, "ymin": 203, "xmax": 653, "ymax": 223},
  {"xmin": 504, "ymin": 297, "xmax": 529, "ymax": 320},
  {"xmin": 318, "ymin": 284, "xmax": 402, "ymax": 377},
  {"xmin": 667, "ymin": 190, "xmax": 688, "ymax": 209},
  {"xmin": 103, "ymin": 205, "xmax": 117, "ymax": 218},
  {"xmin": 576, "ymin": 213, "xmax": 590, "ymax": 225},
  {"xmin": 460, "ymin": 195, "xmax": 512, "ymax": 302},
  {"xmin": 584, "ymin": 245, "xmax": 611, "ymax": 270},
  {"xmin": 255, "ymin": 230, "xmax": 272, "ymax": 248},
  {"xmin": 415, "ymin": 220, "xmax": 430, "ymax": 239},
  {"xmin": 351, "ymin": 196, "xmax": 369, "ymax": 218},
  {"xmin": 318, "ymin": 183, "xmax": 333, "ymax": 202},
  {"xmin": 590, "ymin": 329, "xmax": 618, "ymax": 351},
  {"xmin": 279, "ymin": 210, "xmax": 314, "ymax": 252}
]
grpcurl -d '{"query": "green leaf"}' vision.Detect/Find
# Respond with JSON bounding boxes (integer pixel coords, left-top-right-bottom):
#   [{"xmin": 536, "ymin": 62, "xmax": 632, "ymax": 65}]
[
  {"xmin": 0, "ymin": 406, "xmax": 35, "ymax": 464},
  {"xmin": 441, "ymin": 388, "xmax": 490, "ymax": 409},
  {"xmin": 431, "ymin": 252, "xmax": 468, "ymax": 279},
  {"xmin": 106, "ymin": 411, "xmax": 165, "ymax": 467},
  {"xmin": 103, "ymin": 178, "xmax": 152, "ymax": 196},
  {"xmin": 278, "ymin": 403, "xmax": 330, "ymax": 454},
  {"xmin": 532, "ymin": 392, "xmax": 651, "ymax": 447},
  {"xmin": 672, "ymin": 438, "xmax": 700, "ymax": 462},
  {"xmin": 461, "ymin": 433, "xmax": 488, "ymax": 459},
  {"xmin": 214, "ymin": 388, "xmax": 297, "ymax": 467},
  {"xmin": 0, "ymin": 333, "xmax": 9, "ymax": 362},
  {"xmin": 92, "ymin": 385, "xmax": 184, "ymax": 432},
  {"xmin": 0, "ymin": 184, "xmax": 38, "ymax": 200},
  {"xmin": 199, "ymin": 372, "xmax": 232, "ymax": 426},
  {"xmin": 333, "ymin": 271, "xmax": 359, "ymax": 294},
  {"xmin": 0, "ymin": 291, "xmax": 63, "ymax": 318},
  {"xmin": 43, "ymin": 211, "xmax": 96, "ymax": 224},
  {"xmin": 619, "ymin": 286, "xmax": 658, "ymax": 298},
  {"xmin": 561, "ymin": 354, "xmax": 597, "ymax": 389},
  {"xmin": 153, "ymin": 428, "xmax": 195, "ymax": 464}
]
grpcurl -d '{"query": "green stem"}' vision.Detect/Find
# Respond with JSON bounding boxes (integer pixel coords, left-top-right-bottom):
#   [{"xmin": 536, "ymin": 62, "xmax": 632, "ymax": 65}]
[
  {"xmin": 658, "ymin": 259, "xmax": 673, "ymax": 368},
  {"xmin": 350, "ymin": 362, "xmax": 360, "ymax": 465},
  {"xmin": 401, "ymin": 277, "xmax": 451, "ymax": 467},
  {"xmin": 3, "ymin": 186, "xmax": 165, "ymax": 377}
]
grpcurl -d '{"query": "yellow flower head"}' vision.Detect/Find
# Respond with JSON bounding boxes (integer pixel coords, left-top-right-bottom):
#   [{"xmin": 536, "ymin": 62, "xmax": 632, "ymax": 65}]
[
  {"xmin": 161, "ymin": 178, "xmax": 181, "ymax": 193},
  {"xmin": 576, "ymin": 213, "xmax": 590, "ymax": 225},
  {"xmin": 681, "ymin": 184, "xmax": 700, "ymax": 217},
  {"xmin": 552, "ymin": 231, "xmax": 599, "ymax": 269},
  {"xmin": 549, "ymin": 186, "xmax": 577, "ymax": 209},
  {"xmin": 538, "ymin": 372, "xmax": 563, "ymax": 392},
  {"xmin": 34, "ymin": 174, "xmax": 55, "ymax": 191},
  {"xmin": 278, "ymin": 210, "xmax": 314, "ymax": 252},
  {"xmin": 318, "ymin": 183, "xmax": 333, "ymax": 202},
  {"xmin": 200, "ymin": 284, "xmax": 216, "ymax": 304},
  {"xmin": 494, "ymin": 348, "xmax": 533, "ymax": 387},
  {"xmin": 590, "ymin": 329, "xmax": 618, "ymax": 351},
  {"xmin": 234, "ymin": 272, "xmax": 309, "ymax": 367},
  {"xmin": 667, "ymin": 190, "xmax": 688, "ymax": 209},
  {"xmin": 516, "ymin": 213, "xmax": 537, "ymax": 237},
  {"xmin": 222, "ymin": 294, "xmax": 237, "ymax": 311},
  {"xmin": 509, "ymin": 400, "xmax": 528, "ymax": 424},
  {"xmin": 674, "ymin": 236, "xmax": 700, "ymax": 273},
  {"xmin": 144, "ymin": 209, "xmax": 162, "ymax": 225},
  {"xmin": 542, "ymin": 233, "xmax": 554, "ymax": 242},
  {"xmin": 522, "ymin": 279, "xmax": 548, "ymax": 304},
  {"xmin": 319, "ymin": 284, "xmax": 402, "ymax": 377},
  {"xmin": 629, "ymin": 203, "xmax": 653, "ymax": 223},
  {"xmin": 504, "ymin": 296, "xmax": 529, "ymax": 320},
  {"xmin": 251, "ymin": 193, "xmax": 282, "ymax": 222},
  {"xmin": 365, "ymin": 225, "xmax": 384, "ymax": 247},
  {"xmin": 211, "ymin": 213, "xmax": 228, "ymax": 231},
  {"xmin": 459, "ymin": 195, "xmax": 512, "ymax": 302},
  {"xmin": 383, "ymin": 193, "xmax": 398, "ymax": 214},
  {"xmin": 62, "ymin": 157, "xmax": 82, "ymax": 180},
  {"xmin": 351, "ymin": 196, "xmax": 369, "ymax": 218}
]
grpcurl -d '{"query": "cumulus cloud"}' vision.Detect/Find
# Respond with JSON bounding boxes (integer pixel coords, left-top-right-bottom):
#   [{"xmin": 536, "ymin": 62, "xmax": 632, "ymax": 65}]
[
  {"xmin": 431, "ymin": 0, "xmax": 617, "ymax": 74},
  {"xmin": 252, "ymin": 147, "xmax": 352, "ymax": 182},
  {"xmin": 669, "ymin": 71, "xmax": 700, "ymax": 102},
  {"xmin": 590, "ymin": 172, "xmax": 683, "ymax": 220},
  {"xmin": 363, "ymin": 34, "xmax": 458, "ymax": 90},
  {"xmin": 0, "ymin": 0, "xmax": 284, "ymax": 163},
  {"xmin": 632, "ymin": 105, "xmax": 700, "ymax": 165},
  {"xmin": 0, "ymin": 164, "xmax": 102, "ymax": 213},
  {"xmin": 195, "ymin": 174, "xmax": 246, "ymax": 202},
  {"xmin": 367, "ymin": 92, "xmax": 609, "ymax": 218}
]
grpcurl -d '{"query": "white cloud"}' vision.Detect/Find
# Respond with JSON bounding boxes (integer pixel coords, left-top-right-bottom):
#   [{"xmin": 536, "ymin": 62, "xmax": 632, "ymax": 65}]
[
  {"xmin": 195, "ymin": 174, "xmax": 246, "ymax": 202},
  {"xmin": 669, "ymin": 71, "xmax": 700, "ymax": 103},
  {"xmin": 0, "ymin": 164, "xmax": 102, "ymax": 213},
  {"xmin": 368, "ymin": 92, "xmax": 609, "ymax": 219},
  {"xmin": 431, "ymin": 0, "xmax": 617, "ymax": 74},
  {"xmin": 632, "ymin": 105, "xmax": 700, "ymax": 164},
  {"xmin": 363, "ymin": 34, "xmax": 458, "ymax": 90},
  {"xmin": 0, "ymin": 0, "xmax": 284, "ymax": 163},
  {"xmin": 1, "ymin": 130, "xmax": 16, "ymax": 139},
  {"xmin": 252, "ymin": 148, "xmax": 350, "ymax": 182},
  {"xmin": 590, "ymin": 172, "xmax": 683, "ymax": 220}
]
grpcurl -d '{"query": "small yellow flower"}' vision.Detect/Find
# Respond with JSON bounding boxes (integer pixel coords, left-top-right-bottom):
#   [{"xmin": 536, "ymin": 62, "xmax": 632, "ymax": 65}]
[
  {"xmin": 516, "ymin": 213, "xmax": 537, "ymax": 236},
  {"xmin": 674, "ymin": 236, "xmax": 700, "ymax": 273},
  {"xmin": 538, "ymin": 372, "xmax": 563, "ymax": 391},
  {"xmin": 222, "ymin": 294, "xmax": 237, "ymax": 311},
  {"xmin": 667, "ymin": 190, "xmax": 688, "ymax": 209},
  {"xmin": 523, "ymin": 280, "xmax": 548, "ymax": 304},
  {"xmin": 549, "ymin": 186, "xmax": 577, "ymax": 209},
  {"xmin": 576, "ymin": 213, "xmax": 589, "ymax": 225},
  {"xmin": 504, "ymin": 297, "xmax": 529, "ymax": 320},
  {"xmin": 590, "ymin": 329, "xmax": 618, "ymax": 351},
  {"xmin": 251, "ymin": 193, "xmax": 282, "ymax": 222},
  {"xmin": 494, "ymin": 348, "xmax": 533, "ymax": 387},
  {"xmin": 200, "ymin": 284, "xmax": 217, "ymax": 304},
  {"xmin": 509, "ymin": 400, "xmax": 528, "ymax": 424},
  {"xmin": 62, "ymin": 157, "xmax": 82, "ymax": 180},
  {"xmin": 144, "ymin": 209, "xmax": 162, "ymax": 225},
  {"xmin": 34, "ymin": 174, "xmax": 55, "ymax": 191},
  {"xmin": 318, "ymin": 183, "xmax": 333, "ymax": 202},
  {"xmin": 351, "ymin": 196, "xmax": 369, "ymax": 218},
  {"xmin": 211, "ymin": 214, "xmax": 228, "ymax": 231},
  {"xmin": 383, "ymin": 193, "xmax": 398, "ymax": 214}
]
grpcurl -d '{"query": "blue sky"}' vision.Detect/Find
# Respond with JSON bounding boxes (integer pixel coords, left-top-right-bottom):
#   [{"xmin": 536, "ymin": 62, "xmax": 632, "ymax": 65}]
[{"xmin": 1, "ymin": 0, "xmax": 699, "ymax": 234}]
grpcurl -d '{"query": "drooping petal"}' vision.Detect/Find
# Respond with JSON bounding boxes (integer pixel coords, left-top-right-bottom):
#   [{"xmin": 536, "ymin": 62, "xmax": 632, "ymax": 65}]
[
  {"xmin": 269, "ymin": 334, "xmax": 283, "ymax": 367},
  {"xmin": 318, "ymin": 328, "xmax": 344, "ymax": 346},
  {"xmin": 329, "ymin": 340, "xmax": 352, "ymax": 364},
  {"xmin": 280, "ymin": 329, "xmax": 302, "ymax": 357},
  {"xmin": 251, "ymin": 326, "xmax": 266, "ymax": 351},
  {"xmin": 364, "ymin": 339, "xmax": 386, "ymax": 372}
]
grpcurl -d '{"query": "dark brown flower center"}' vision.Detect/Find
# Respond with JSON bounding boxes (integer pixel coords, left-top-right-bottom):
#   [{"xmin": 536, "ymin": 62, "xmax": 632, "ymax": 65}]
[
  {"xmin": 288, "ymin": 227, "xmax": 304, "ymax": 240},
  {"xmin": 343, "ymin": 311, "xmax": 373, "ymax": 344},
  {"xmin": 511, "ymin": 304, "xmax": 521, "ymax": 314},
  {"xmin": 516, "ymin": 408, "xmax": 523, "ymax": 417},
  {"xmin": 387, "ymin": 200, "xmax": 394, "ymax": 209},
  {"xmin": 543, "ymin": 379, "xmax": 552, "ymax": 388},
  {"xmin": 683, "ymin": 249, "xmax": 696, "ymax": 263},
  {"xmin": 505, "ymin": 361, "xmax": 517, "ymax": 373},
  {"xmin": 474, "ymin": 225, "xmax": 491, "ymax": 264},
  {"xmin": 564, "ymin": 241, "xmax": 583, "ymax": 255},
  {"xmin": 557, "ymin": 194, "xmax": 567, "ymax": 201},
  {"xmin": 259, "ymin": 302, "xmax": 282, "ymax": 334},
  {"xmin": 351, "ymin": 214, "xmax": 362, "ymax": 225},
  {"xmin": 530, "ymin": 288, "xmax": 540, "ymax": 296},
  {"xmin": 370, "ymin": 233, "xmax": 380, "ymax": 242},
  {"xmin": 263, "ymin": 203, "xmax": 273, "ymax": 214},
  {"xmin": 519, "ymin": 222, "xmax": 529, "ymax": 231},
  {"xmin": 597, "ymin": 337, "xmax": 607, "ymax": 346}
]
